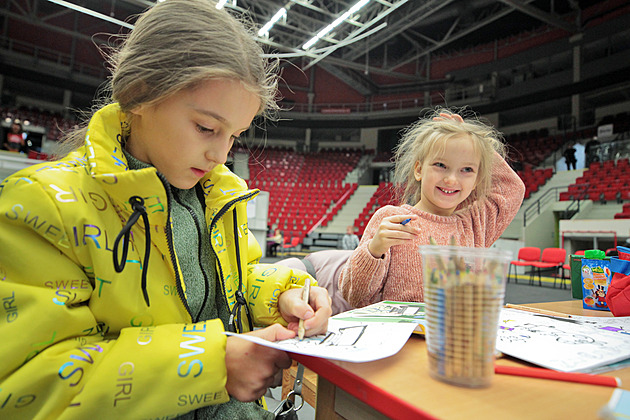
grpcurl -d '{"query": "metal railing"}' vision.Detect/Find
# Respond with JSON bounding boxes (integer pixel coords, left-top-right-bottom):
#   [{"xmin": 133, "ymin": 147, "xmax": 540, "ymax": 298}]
[
  {"xmin": 281, "ymin": 96, "xmax": 436, "ymax": 115},
  {"xmin": 523, "ymin": 187, "xmax": 558, "ymax": 227},
  {"xmin": 522, "ymin": 179, "xmax": 614, "ymax": 227},
  {"xmin": 523, "ymin": 185, "xmax": 580, "ymax": 227}
]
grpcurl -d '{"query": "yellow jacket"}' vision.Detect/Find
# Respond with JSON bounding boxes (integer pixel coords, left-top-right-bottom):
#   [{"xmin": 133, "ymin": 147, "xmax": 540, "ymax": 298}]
[{"xmin": 0, "ymin": 104, "xmax": 311, "ymax": 419}]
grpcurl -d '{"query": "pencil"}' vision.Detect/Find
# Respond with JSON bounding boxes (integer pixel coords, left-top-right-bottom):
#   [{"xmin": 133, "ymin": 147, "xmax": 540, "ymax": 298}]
[
  {"xmin": 504, "ymin": 303, "xmax": 573, "ymax": 318},
  {"xmin": 298, "ymin": 277, "xmax": 311, "ymax": 340},
  {"xmin": 428, "ymin": 237, "xmax": 446, "ymax": 271},
  {"xmin": 446, "ymin": 259, "xmax": 456, "ymax": 378},
  {"xmin": 472, "ymin": 272, "xmax": 483, "ymax": 378},
  {"xmin": 495, "ymin": 365, "xmax": 621, "ymax": 388},
  {"xmin": 463, "ymin": 272, "xmax": 474, "ymax": 378}
]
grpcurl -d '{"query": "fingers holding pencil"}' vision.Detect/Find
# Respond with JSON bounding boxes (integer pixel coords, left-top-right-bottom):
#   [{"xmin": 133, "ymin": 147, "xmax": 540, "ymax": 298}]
[{"xmin": 278, "ymin": 279, "xmax": 332, "ymax": 339}]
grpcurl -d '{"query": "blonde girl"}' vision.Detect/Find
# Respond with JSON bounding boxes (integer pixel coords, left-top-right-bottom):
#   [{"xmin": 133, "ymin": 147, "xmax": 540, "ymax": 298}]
[{"xmin": 339, "ymin": 109, "xmax": 525, "ymax": 308}]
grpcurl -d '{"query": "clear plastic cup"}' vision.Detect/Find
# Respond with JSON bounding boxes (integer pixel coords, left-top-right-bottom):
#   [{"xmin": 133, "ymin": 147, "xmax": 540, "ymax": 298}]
[{"xmin": 419, "ymin": 245, "xmax": 511, "ymax": 388}]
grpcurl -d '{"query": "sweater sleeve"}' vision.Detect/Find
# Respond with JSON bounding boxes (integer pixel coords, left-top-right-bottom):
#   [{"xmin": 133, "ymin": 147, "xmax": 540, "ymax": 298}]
[
  {"xmin": 462, "ymin": 153, "xmax": 525, "ymax": 246},
  {"xmin": 339, "ymin": 206, "xmax": 401, "ymax": 308}
]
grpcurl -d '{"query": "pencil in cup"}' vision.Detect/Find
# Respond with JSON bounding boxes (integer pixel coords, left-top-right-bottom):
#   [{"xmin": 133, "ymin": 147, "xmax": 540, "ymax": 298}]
[
  {"xmin": 426, "ymin": 269, "xmax": 446, "ymax": 376},
  {"xmin": 420, "ymin": 245, "xmax": 511, "ymax": 388}
]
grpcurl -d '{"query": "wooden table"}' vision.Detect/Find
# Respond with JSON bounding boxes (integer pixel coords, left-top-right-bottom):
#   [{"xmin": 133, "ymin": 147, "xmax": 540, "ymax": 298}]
[{"xmin": 284, "ymin": 300, "xmax": 629, "ymax": 420}]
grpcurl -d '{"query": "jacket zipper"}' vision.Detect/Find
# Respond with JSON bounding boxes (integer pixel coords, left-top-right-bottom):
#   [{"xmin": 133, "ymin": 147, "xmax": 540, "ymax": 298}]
[
  {"xmin": 159, "ymin": 168, "xmax": 259, "ymax": 327},
  {"xmin": 208, "ymin": 190, "xmax": 259, "ymax": 333}
]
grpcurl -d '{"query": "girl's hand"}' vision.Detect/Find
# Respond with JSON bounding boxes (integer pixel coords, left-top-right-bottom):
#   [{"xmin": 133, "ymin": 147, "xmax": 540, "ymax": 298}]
[
  {"xmin": 368, "ymin": 214, "xmax": 419, "ymax": 258},
  {"xmin": 278, "ymin": 284, "xmax": 331, "ymax": 337},
  {"xmin": 433, "ymin": 112, "xmax": 464, "ymax": 123},
  {"xmin": 225, "ymin": 324, "xmax": 294, "ymax": 401}
]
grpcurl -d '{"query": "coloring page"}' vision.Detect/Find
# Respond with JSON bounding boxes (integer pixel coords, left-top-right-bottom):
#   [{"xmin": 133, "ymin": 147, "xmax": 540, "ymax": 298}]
[
  {"xmin": 332, "ymin": 300, "xmax": 426, "ymax": 334},
  {"xmin": 225, "ymin": 319, "xmax": 417, "ymax": 363},
  {"xmin": 496, "ymin": 309, "xmax": 630, "ymax": 372},
  {"xmin": 333, "ymin": 300, "xmax": 425, "ymax": 322},
  {"xmin": 568, "ymin": 314, "xmax": 630, "ymax": 331}
]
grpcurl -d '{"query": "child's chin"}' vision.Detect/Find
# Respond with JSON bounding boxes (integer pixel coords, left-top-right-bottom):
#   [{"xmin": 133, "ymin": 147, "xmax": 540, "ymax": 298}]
[{"xmin": 171, "ymin": 179, "xmax": 197, "ymax": 190}]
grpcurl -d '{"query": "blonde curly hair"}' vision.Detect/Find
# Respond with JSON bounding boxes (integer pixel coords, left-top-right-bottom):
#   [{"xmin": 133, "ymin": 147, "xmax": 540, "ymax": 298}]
[{"xmin": 392, "ymin": 107, "xmax": 506, "ymax": 206}]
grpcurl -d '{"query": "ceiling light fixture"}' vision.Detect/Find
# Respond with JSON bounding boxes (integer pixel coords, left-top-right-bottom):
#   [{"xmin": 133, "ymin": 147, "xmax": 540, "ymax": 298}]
[
  {"xmin": 215, "ymin": 0, "xmax": 229, "ymax": 9},
  {"xmin": 258, "ymin": 7, "xmax": 287, "ymax": 37},
  {"xmin": 302, "ymin": 0, "xmax": 370, "ymax": 50}
]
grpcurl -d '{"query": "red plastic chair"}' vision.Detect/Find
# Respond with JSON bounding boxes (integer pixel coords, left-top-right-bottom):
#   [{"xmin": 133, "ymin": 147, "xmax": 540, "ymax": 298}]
[
  {"xmin": 281, "ymin": 237, "xmax": 300, "ymax": 256},
  {"xmin": 530, "ymin": 248, "xmax": 567, "ymax": 287},
  {"xmin": 508, "ymin": 247, "xmax": 541, "ymax": 284}
]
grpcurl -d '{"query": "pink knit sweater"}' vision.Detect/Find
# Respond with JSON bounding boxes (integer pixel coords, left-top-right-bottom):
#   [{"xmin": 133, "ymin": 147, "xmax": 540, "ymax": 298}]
[{"xmin": 339, "ymin": 156, "xmax": 525, "ymax": 308}]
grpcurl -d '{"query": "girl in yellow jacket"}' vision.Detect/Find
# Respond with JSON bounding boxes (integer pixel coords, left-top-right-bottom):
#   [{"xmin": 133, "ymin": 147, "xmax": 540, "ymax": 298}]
[{"xmin": 0, "ymin": 1, "xmax": 331, "ymax": 418}]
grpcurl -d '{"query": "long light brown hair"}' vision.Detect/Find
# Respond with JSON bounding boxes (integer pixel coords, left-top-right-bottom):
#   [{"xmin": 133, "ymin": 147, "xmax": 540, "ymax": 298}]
[{"xmin": 59, "ymin": 0, "xmax": 279, "ymax": 155}]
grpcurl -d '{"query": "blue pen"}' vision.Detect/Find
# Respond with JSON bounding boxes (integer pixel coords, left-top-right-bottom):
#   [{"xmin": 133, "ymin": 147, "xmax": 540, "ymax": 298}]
[{"xmin": 401, "ymin": 218, "xmax": 412, "ymax": 225}]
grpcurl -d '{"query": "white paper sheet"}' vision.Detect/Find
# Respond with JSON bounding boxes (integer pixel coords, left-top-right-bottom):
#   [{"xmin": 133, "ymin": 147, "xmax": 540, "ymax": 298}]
[
  {"xmin": 496, "ymin": 308, "xmax": 630, "ymax": 372},
  {"xmin": 225, "ymin": 318, "xmax": 417, "ymax": 363}
]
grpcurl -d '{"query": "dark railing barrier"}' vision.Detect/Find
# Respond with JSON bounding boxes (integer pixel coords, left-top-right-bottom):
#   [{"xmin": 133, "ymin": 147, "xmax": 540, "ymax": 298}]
[{"xmin": 523, "ymin": 185, "xmax": 587, "ymax": 227}]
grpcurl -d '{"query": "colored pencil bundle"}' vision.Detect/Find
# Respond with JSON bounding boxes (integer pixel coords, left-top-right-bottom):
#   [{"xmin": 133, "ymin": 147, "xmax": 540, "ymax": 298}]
[{"xmin": 420, "ymin": 244, "xmax": 510, "ymax": 388}]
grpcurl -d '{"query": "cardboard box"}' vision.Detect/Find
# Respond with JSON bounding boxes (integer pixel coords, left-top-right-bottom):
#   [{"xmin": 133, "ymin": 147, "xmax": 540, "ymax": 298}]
[{"xmin": 581, "ymin": 258, "xmax": 612, "ymax": 311}]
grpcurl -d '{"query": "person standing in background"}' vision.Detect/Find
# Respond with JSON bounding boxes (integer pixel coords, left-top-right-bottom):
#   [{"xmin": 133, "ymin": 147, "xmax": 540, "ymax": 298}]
[
  {"xmin": 585, "ymin": 138, "xmax": 601, "ymax": 167},
  {"xmin": 563, "ymin": 143, "xmax": 577, "ymax": 170},
  {"xmin": 3, "ymin": 120, "xmax": 25, "ymax": 152},
  {"xmin": 341, "ymin": 225, "xmax": 360, "ymax": 250}
]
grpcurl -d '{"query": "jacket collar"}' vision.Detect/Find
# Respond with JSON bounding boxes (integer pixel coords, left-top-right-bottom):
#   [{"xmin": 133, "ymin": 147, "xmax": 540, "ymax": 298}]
[{"xmin": 77, "ymin": 103, "xmax": 258, "ymax": 211}]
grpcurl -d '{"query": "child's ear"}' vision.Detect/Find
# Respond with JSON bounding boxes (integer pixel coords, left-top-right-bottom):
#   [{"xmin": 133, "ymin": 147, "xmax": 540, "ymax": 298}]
[
  {"xmin": 414, "ymin": 161, "xmax": 422, "ymax": 181},
  {"xmin": 129, "ymin": 103, "xmax": 147, "ymax": 117},
  {"xmin": 124, "ymin": 79, "xmax": 151, "ymax": 116}
]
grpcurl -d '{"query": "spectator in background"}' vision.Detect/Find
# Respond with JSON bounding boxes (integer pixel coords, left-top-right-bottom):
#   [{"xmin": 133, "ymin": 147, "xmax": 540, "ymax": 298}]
[
  {"xmin": 341, "ymin": 225, "xmax": 360, "ymax": 250},
  {"xmin": 3, "ymin": 120, "xmax": 25, "ymax": 153},
  {"xmin": 585, "ymin": 138, "xmax": 601, "ymax": 167},
  {"xmin": 267, "ymin": 228, "xmax": 283, "ymax": 257},
  {"xmin": 562, "ymin": 143, "xmax": 577, "ymax": 170}
]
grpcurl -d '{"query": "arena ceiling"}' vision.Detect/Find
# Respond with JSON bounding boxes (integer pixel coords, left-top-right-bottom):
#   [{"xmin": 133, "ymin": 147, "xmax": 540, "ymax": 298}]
[
  {"xmin": 226, "ymin": 0, "xmax": 614, "ymax": 93},
  {"xmin": 1, "ymin": 0, "xmax": 629, "ymax": 128},
  {"xmin": 1, "ymin": 0, "xmax": 617, "ymax": 91}
]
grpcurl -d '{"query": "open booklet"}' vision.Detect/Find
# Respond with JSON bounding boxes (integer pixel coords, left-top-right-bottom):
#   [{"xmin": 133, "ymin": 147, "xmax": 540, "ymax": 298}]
[
  {"xmin": 497, "ymin": 308, "xmax": 630, "ymax": 373},
  {"xmin": 225, "ymin": 301, "xmax": 424, "ymax": 363},
  {"xmin": 331, "ymin": 300, "xmax": 426, "ymax": 335}
]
